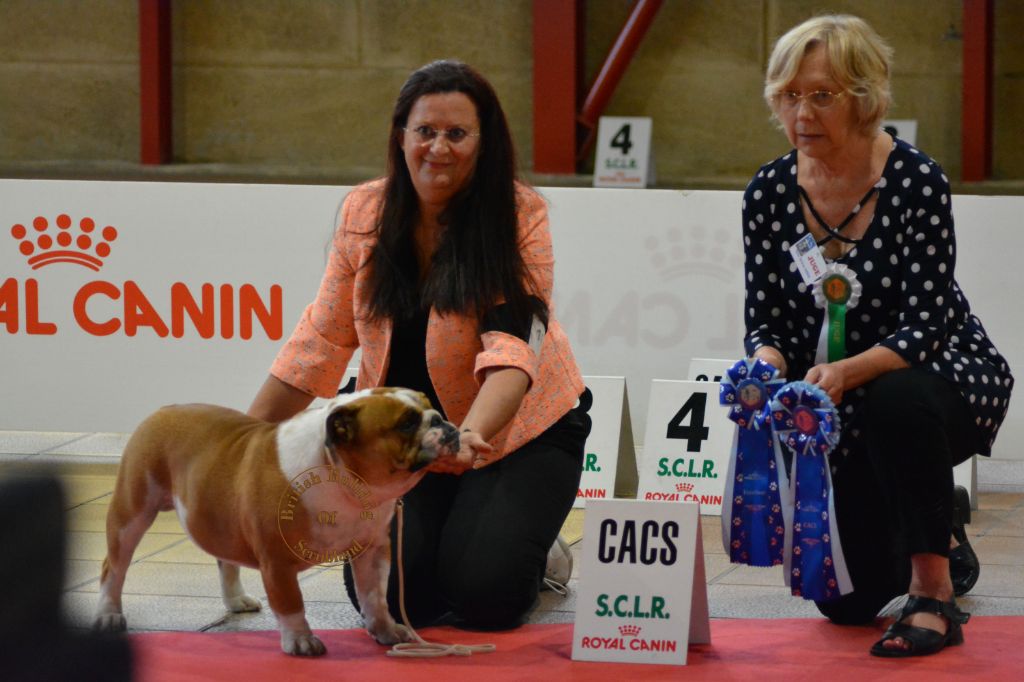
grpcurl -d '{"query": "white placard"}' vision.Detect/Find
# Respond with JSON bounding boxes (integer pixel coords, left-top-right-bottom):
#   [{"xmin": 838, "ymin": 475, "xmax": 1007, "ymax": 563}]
[
  {"xmin": 882, "ymin": 119, "xmax": 918, "ymax": 146},
  {"xmin": 593, "ymin": 117, "xmax": 653, "ymax": 188},
  {"xmin": 637, "ymin": 380, "xmax": 733, "ymax": 515},
  {"xmin": 687, "ymin": 357, "xmax": 732, "ymax": 384},
  {"xmin": 572, "ymin": 499, "xmax": 709, "ymax": 665},
  {"xmin": 575, "ymin": 376, "xmax": 637, "ymax": 508}
]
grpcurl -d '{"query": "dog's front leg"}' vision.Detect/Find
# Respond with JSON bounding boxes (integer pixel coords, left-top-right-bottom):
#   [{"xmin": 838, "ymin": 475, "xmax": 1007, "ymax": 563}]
[
  {"xmin": 259, "ymin": 562, "xmax": 325, "ymax": 656},
  {"xmin": 350, "ymin": 533, "xmax": 413, "ymax": 645}
]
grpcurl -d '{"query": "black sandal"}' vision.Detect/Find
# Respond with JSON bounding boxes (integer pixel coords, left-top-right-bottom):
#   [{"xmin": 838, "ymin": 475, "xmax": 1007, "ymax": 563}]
[
  {"xmin": 870, "ymin": 596, "xmax": 970, "ymax": 658},
  {"xmin": 950, "ymin": 485, "xmax": 980, "ymax": 596}
]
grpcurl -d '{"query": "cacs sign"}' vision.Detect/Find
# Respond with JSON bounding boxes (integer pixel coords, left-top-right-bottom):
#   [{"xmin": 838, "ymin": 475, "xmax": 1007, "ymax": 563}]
[{"xmin": 3, "ymin": 214, "xmax": 282, "ymax": 340}]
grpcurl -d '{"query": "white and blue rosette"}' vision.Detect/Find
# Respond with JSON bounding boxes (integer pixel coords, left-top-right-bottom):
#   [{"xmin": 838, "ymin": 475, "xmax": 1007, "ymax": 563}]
[
  {"xmin": 719, "ymin": 358, "xmax": 788, "ymax": 567},
  {"xmin": 770, "ymin": 381, "xmax": 852, "ymax": 601}
]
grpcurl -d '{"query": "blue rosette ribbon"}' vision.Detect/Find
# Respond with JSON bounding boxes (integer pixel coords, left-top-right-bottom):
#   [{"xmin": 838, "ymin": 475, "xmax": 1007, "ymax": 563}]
[
  {"xmin": 770, "ymin": 381, "xmax": 852, "ymax": 601},
  {"xmin": 719, "ymin": 358, "xmax": 788, "ymax": 567}
]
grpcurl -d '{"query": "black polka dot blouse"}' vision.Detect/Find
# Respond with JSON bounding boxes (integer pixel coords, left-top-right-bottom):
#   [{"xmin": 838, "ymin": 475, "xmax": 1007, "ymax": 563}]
[{"xmin": 742, "ymin": 137, "xmax": 1013, "ymax": 457}]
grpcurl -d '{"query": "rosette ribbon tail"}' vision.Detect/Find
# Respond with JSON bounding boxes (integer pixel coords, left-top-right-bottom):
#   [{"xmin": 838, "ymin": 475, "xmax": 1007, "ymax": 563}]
[
  {"xmin": 812, "ymin": 264, "xmax": 862, "ymax": 363},
  {"xmin": 826, "ymin": 302, "xmax": 846, "ymax": 362},
  {"xmin": 771, "ymin": 381, "xmax": 853, "ymax": 601},
  {"xmin": 719, "ymin": 358, "xmax": 788, "ymax": 567}
]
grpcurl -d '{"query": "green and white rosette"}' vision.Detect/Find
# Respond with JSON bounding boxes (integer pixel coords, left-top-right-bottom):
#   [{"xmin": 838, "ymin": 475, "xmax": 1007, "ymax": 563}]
[{"xmin": 812, "ymin": 263, "xmax": 861, "ymax": 362}]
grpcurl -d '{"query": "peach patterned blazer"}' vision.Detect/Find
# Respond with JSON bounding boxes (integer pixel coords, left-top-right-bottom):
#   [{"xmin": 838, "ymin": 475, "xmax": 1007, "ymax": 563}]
[{"xmin": 271, "ymin": 179, "xmax": 585, "ymax": 459}]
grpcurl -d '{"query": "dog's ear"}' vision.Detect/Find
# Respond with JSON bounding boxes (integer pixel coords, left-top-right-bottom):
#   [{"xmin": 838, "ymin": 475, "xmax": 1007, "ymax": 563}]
[{"xmin": 325, "ymin": 405, "xmax": 360, "ymax": 446}]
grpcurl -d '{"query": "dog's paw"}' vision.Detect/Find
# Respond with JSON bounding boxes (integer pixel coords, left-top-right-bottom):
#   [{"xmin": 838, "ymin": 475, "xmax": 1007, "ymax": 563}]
[
  {"xmin": 281, "ymin": 631, "xmax": 327, "ymax": 656},
  {"xmin": 369, "ymin": 622, "xmax": 414, "ymax": 645},
  {"xmin": 225, "ymin": 594, "xmax": 262, "ymax": 613},
  {"xmin": 93, "ymin": 613, "xmax": 127, "ymax": 633}
]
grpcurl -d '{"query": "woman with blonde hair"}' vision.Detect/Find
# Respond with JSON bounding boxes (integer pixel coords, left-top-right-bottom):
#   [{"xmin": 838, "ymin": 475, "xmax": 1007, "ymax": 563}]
[{"xmin": 741, "ymin": 15, "xmax": 1012, "ymax": 657}]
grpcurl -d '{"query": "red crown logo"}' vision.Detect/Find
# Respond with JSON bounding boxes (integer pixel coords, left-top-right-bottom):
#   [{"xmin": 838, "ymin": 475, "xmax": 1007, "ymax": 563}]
[
  {"xmin": 618, "ymin": 625, "xmax": 641, "ymax": 637},
  {"xmin": 10, "ymin": 214, "xmax": 118, "ymax": 271},
  {"xmin": 676, "ymin": 483, "xmax": 694, "ymax": 492}
]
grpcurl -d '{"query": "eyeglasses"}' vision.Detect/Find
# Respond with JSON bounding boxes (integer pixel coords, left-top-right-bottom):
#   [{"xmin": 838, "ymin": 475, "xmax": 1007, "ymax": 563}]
[
  {"xmin": 775, "ymin": 89, "xmax": 846, "ymax": 110},
  {"xmin": 403, "ymin": 125, "xmax": 480, "ymax": 146}
]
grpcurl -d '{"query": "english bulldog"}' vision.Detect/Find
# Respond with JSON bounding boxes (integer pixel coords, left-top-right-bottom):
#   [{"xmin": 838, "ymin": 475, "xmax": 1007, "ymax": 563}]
[{"xmin": 93, "ymin": 387, "xmax": 459, "ymax": 655}]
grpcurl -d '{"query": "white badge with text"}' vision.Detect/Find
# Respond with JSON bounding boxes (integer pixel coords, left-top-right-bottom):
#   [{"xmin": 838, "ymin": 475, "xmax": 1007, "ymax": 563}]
[
  {"xmin": 593, "ymin": 117, "xmax": 654, "ymax": 188},
  {"xmin": 572, "ymin": 499, "xmax": 710, "ymax": 665},
  {"xmin": 789, "ymin": 233, "xmax": 827, "ymax": 285},
  {"xmin": 575, "ymin": 376, "xmax": 637, "ymax": 508},
  {"xmin": 637, "ymin": 380, "xmax": 732, "ymax": 515}
]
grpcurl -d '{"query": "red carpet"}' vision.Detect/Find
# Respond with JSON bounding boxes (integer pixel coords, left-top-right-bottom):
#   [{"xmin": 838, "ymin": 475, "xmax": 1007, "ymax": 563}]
[{"xmin": 132, "ymin": 618, "xmax": 1024, "ymax": 681}]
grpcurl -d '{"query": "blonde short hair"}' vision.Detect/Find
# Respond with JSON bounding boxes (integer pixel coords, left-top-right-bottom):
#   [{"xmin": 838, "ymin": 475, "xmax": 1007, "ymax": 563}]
[{"xmin": 764, "ymin": 14, "xmax": 893, "ymax": 134}]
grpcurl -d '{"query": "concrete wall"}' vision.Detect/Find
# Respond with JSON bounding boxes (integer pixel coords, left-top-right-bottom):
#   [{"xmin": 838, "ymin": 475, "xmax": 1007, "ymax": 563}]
[{"xmin": 0, "ymin": 1, "xmax": 1021, "ymax": 185}]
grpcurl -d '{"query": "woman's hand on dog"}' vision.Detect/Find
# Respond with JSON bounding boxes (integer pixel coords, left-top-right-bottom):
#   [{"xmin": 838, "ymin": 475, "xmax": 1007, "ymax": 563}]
[{"xmin": 426, "ymin": 430, "xmax": 494, "ymax": 474}]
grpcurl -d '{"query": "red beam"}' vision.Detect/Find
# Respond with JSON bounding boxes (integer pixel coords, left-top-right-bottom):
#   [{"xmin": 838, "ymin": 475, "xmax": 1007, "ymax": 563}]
[
  {"xmin": 577, "ymin": 0, "xmax": 662, "ymax": 161},
  {"xmin": 962, "ymin": 0, "xmax": 993, "ymax": 182},
  {"xmin": 139, "ymin": 0, "xmax": 172, "ymax": 164},
  {"xmin": 532, "ymin": 0, "xmax": 584, "ymax": 174}
]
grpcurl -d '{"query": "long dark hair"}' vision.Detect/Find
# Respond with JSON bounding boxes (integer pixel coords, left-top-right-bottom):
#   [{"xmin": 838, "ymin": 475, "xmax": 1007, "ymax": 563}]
[{"xmin": 366, "ymin": 59, "xmax": 547, "ymax": 331}]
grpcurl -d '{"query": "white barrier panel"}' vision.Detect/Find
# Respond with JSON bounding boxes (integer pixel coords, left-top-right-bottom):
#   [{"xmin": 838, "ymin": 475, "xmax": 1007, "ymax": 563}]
[
  {"xmin": 1, "ymin": 180, "xmax": 348, "ymax": 432},
  {"xmin": 1, "ymin": 181, "xmax": 1020, "ymax": 461}
]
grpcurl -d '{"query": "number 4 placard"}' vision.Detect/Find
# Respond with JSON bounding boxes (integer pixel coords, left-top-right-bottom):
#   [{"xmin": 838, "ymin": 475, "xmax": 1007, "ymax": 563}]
[
  {"xmin": 593, "ymin": 116, "xmax": 654, "ymax": 188},
  {"xmin": 637, "ymin": 380, "xmax": 733, "ymax": 516}
]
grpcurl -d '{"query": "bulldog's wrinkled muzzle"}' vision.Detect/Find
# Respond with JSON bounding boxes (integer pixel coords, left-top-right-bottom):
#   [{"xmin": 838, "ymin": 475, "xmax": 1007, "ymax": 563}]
[{"xmin": 411, "ymin": 420, "xmax": 460, "ymax": 472}]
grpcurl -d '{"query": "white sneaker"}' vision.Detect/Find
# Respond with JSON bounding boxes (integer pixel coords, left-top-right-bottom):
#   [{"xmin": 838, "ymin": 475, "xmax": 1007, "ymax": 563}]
[{"xmin": 542, "ymin": 534, "xmax": 573, "ymax": 595}]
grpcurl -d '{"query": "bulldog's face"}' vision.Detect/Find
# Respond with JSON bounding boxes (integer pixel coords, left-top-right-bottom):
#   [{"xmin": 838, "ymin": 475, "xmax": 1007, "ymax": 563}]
[{"xmin": 323, "ymin": 388, "xmax": 459, "ymax": 493}]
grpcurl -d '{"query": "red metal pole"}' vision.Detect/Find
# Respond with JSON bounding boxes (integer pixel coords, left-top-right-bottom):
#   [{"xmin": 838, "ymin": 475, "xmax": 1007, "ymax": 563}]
[
  {"xmin": 962, "ymin": 0, "xmax": 993, "ymax": 182},
  {"xmin": 139, "ymin": 0, "xmax": 172, "ymax": 165},
  {"xmin": 532, "ymin": 0, "xmax": 584, "ymax": 174},
  {"xmin": 577, "ymin": 0, "xmax": 663, "ymax": 161}
]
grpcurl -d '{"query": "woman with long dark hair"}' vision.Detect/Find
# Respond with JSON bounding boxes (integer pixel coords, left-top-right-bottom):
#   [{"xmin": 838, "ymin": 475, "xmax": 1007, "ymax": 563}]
[{"xmin": 249, "ymin": 60, "xmax": 589, "ymax": 634}]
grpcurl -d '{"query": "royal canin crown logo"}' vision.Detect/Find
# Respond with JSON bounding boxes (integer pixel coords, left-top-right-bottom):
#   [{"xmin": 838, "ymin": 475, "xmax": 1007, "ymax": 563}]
[
  {"xmin": 675, "ymin": 483, "xmax": 694, "ymax": 493},
  {"xmin": 618, "ymin": 625, "xmax": 641, "ymax": 637},
  {"xmin": 11, "ymin": 215, "xmax": 118, "ymax": 271}
]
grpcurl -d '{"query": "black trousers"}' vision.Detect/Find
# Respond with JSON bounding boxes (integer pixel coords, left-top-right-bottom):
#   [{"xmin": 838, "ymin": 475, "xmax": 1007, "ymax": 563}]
[
  {"xmin": 344, "ymin": 397, "xmax": 590, "ymax": 630},
  {"xmin": 816, "ymin": 368, "xmax": 982, "ymax": 625}
]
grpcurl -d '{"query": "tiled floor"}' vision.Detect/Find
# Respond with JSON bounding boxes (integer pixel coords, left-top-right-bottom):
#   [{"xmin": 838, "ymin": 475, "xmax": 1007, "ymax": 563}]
[{"xmin": 2, "ymin": 430, "xmax": 1023, "ymax": 635}]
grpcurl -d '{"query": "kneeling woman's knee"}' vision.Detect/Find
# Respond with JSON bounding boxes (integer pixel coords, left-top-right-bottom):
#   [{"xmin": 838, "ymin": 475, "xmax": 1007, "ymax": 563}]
[
  {"xmin": 440, "ymin": 570, "xmax": 538, "ymax": 630},
  {"xmin": 864, "ymin": 369, "xmax": 938, "ymax": 434}
]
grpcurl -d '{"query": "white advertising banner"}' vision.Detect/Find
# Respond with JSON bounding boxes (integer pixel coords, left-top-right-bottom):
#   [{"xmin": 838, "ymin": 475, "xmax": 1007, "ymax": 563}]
[
  {"xmin": 0, "ymin": 180, "xmax": 348, "ymax": 432},
  {"xmin": 1, "ymin": 181, "xmax": 1021, "ymax": 461}
]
